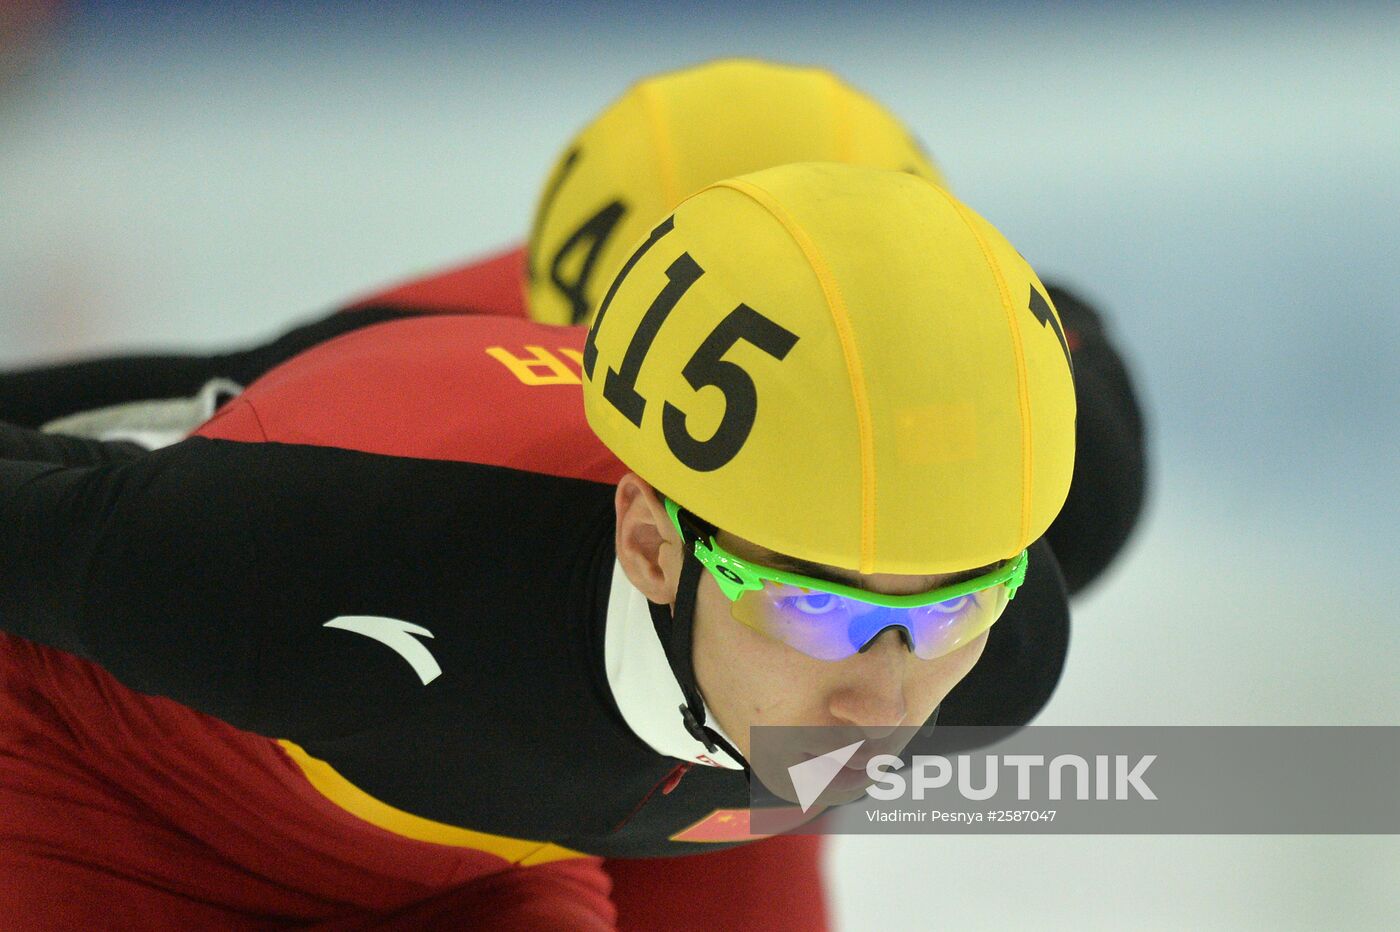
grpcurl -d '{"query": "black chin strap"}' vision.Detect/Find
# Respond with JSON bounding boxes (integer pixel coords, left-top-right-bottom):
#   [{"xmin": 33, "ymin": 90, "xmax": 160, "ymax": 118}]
[
  {"xmin": 645, "ymin": 502, "xmax": 947, "ymax": 771},
  {"xmin": 646, "ymin": 542, "xmax": 747, "ymax": 769}
]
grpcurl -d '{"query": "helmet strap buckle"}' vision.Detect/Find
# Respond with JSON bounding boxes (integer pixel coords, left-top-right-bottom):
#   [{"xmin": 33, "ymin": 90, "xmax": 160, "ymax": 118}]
[{"xmin": 680, "ymin": 703, "xmax": 718, "ymax": 753}]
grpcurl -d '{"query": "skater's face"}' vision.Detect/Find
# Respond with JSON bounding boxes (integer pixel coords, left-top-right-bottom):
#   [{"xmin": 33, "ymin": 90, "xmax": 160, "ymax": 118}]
[
  {"xmin": 689, "ymin": 529, "xmax": 991, "ymax": 738},
  {"xmin": 614, "ymin": 474, "xmax": 991, "ymax": 794}
]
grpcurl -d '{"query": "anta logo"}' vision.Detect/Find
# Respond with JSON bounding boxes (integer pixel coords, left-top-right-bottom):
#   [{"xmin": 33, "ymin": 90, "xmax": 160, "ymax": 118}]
[
  {"xmin": 323, "ymin": 616, "xmax": 442, "ymax": 685},
  {"xmin": 486, "ymin": 345, "xmax": 585, "ymax": 386}
]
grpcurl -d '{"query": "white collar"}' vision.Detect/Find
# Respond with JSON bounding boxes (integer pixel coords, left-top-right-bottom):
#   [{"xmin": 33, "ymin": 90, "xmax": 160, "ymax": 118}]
[{"xmin": 603, "ymin": 560, "xmax": 744, "ymax": 770}]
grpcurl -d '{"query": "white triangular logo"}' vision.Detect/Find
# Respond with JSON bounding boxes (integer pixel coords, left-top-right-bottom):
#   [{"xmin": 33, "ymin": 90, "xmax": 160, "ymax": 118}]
[{"xmin": 787, "ymin": 740, "xmax": 866, "ymax": 812}]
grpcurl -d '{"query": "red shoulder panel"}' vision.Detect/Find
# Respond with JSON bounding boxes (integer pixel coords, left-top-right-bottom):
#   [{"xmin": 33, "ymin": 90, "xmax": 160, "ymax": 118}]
[
  {"xmin": 345, "ymin": 246, "xmax": 528, "ymax": 317},
  {"xmin": 196, "ymin": 315, "xmax": 626, "ymax": 485}
]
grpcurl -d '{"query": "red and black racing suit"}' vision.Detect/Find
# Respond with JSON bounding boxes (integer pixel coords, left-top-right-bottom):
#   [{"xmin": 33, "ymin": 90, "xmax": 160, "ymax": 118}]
[{"xmin": 0, "ymin": 249, "xmax": 1145, "ymax": 930}]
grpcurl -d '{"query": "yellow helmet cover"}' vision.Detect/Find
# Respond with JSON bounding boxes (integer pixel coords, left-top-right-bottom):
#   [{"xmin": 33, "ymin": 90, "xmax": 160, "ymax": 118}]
[
  {"xmin": 526, "ymin": 58, "xmax": 942, "ymax": 326},
  {"xmin": 583, "ymin": 163, "xmax": 1076, "ymax": 575}
]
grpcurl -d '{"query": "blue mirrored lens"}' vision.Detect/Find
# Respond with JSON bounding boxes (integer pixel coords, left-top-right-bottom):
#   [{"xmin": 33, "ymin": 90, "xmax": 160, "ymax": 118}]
[{"xmin": 732, "ymin": 584, "xmax": 1008, "ymax": 661}]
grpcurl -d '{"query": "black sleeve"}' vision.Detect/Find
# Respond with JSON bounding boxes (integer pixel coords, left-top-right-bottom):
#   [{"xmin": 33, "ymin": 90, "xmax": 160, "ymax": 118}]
[
  {"xmin": 0, "ymin": 353, "xmax": 234, "ymax": 428},
  {"xmin": 0, "ymin": 420, "xmax": 146, "ymax": 466},
  {"xmin": 0, "ymin": 433, "xmax": 613, "ymax": 748},
  {"xmin": 0, "ymin": 439, "xmax": 316, "ymax": 736},
  {"xmin": 0, "ymin": 307, "xmax": 431, "ymax": 428},
  {"xmin": 0, "ymin": 436, "xmax": 451, "ymax": 743},
  {"xmin": 1042, "ymin": 283, "xmax": 1149, "ymax": 596}
]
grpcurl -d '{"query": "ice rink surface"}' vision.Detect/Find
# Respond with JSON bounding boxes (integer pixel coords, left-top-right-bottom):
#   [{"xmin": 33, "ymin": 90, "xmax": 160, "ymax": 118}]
[{"xmin": 2, "ymin": 2, "xmax": 1397, "ymax": 928}]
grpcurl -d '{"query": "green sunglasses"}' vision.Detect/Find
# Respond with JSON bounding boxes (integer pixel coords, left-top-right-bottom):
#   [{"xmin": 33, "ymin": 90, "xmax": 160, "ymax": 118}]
[{"xmin": 663, "ymin": 497, "xmax": 1028, "ymax": 661}]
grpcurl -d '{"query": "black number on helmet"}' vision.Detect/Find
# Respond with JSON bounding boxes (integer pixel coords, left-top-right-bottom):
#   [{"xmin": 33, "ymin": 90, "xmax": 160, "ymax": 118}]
[
  {"xmin": 662, "ymin": 304, "xmax": 799, "ymax": 472},
  {"xmin": 550, "ymin": 201, "xmax": 628, "ymax": 324},
  {"xmin": 588, "ymin": 223, "xmax": 800, "ymax": 470},
  {"xmin": 583, "ymin": 216, "xmax": 676, "ymax": 379},
  {"xmin": 1028, "ymin": 285, "xmax": 1074, "ymax": 378},
  {"xmin": 603, "ymin": 252, "xmax": 703, "ymax": 427},
  {"xmin": 526, "ymin": 147, "xmax": 582, "ymax": 286}
]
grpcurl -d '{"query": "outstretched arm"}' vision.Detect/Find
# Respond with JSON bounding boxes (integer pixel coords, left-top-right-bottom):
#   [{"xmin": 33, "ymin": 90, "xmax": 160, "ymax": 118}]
[
  {"xmin": 0, "ymin": 306, "xmax": 429, "ymax": 429},
  {"xmin": 0, "ymin": 247, "xmax": 528, "ymax": 430},
  {"xmin": 0, "ymin": 430, "xmax": 475, "ymax": 743},
  {"xmin": 0, "ymin": 418, "xmax": 145, "ymax": 465}
]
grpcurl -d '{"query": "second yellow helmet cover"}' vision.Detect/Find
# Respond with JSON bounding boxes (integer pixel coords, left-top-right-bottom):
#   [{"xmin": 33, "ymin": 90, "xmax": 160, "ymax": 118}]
[{"xmin": 526, "ymin": 58, "xmax": 942, "ymax": 326}]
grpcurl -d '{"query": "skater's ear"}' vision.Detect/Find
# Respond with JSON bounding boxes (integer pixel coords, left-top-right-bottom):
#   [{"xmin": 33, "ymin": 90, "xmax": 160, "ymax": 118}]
[{"xmin": 614, "ymin": 473, "xmax": 683, "ymax": 605}]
